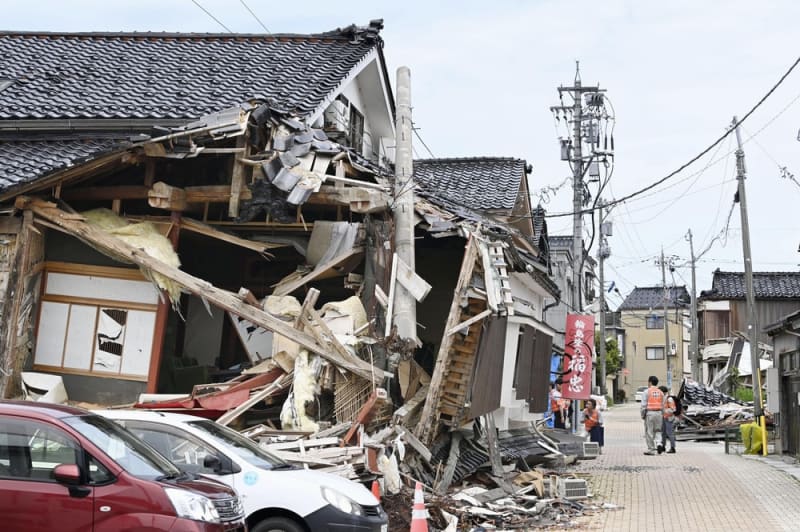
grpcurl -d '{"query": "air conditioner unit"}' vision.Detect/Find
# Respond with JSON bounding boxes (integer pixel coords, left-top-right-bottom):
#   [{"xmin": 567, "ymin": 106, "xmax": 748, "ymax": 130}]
[
  {"xmin": 582, "ymin": 442, "xmax": 600, "ymax": 458},
  {"xmin": 557, "ymin": 477, "xmax": 589, "ymax": 500}
]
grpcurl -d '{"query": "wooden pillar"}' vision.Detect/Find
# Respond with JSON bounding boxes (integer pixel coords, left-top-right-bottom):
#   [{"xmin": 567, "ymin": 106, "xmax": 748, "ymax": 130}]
[
  {"xmin": 145, "ymin": 210, "xmax": 181, "ymax": 393},
  {"xmin": 0, "ymin": 213, "xmax": 31, "ymax": 398}
]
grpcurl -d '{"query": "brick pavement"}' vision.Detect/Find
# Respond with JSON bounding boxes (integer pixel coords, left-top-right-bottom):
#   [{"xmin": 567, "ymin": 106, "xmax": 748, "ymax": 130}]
[{"xmin": 571, "ymin": 402, "xmax": 800, "ymax": 531}]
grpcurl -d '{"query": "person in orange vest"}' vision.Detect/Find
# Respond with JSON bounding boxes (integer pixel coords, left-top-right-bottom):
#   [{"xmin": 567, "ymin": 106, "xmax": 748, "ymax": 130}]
[
  {"xmin": 659, "ymin": 385, "xmax": 677, "ymax": 454},
  {"xmin": 640, "ymin": 375, "xmax": 665, "ymax": 455},
  {"xmin": 582, "ymin": 398, "xmax": 604, "ymax": 452}
]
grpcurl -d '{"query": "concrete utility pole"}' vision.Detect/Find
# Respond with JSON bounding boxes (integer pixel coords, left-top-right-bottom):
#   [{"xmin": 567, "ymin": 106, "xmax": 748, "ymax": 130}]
[
  {"xmin": 551, "ymin": 62, "xmax": 603, "ymax": 316},
  {"xmin": 392, "ymin": 66, "xmax": 416, "ymax": 341},
  {"xmin": 732, "ymin": 117, "xmax": 764, "ymax": 421},
  {"xmin": 686, "ymin": 229, "xmax": 701, "ymax": 383},
  {"xmin": 659, "ymin": 249, "xmax": 672, "ymax": 390}
]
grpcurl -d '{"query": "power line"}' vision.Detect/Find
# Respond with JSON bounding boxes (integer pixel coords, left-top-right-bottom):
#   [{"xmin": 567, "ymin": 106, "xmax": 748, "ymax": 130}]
[
  {"xmin": 238, "ymin": 0, "xmax": 271, "ymax": 33},
  {"xmin": 543, "ymin": 53, "xmax": 800, "ymax": 219},
  {"xmin": 412, "ymin": 126, "xmax": 435, "ymax": 158},
  {"xmin": 190, "ymin": 0, "xmax": 233, "ymax": 32}
]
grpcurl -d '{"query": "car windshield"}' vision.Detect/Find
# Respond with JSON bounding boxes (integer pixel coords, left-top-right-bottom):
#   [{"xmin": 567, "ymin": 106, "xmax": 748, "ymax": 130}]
[
  {"xmin": 187, "ymin": 420, "xmax": 287, "ymax": 470},
  {"xmin": 63, "ymin": 414, "xmax": 181, "ymax": 480}
]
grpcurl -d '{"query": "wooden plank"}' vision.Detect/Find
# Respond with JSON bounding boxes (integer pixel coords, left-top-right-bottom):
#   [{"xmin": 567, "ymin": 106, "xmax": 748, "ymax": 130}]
[
  {"xmin": 398, "ymin": 427, "xmax": 432, "ymax": 464},
  {"xmin": 60, "ymin": 186, "xmax": 150, "ymax": 201},
  {"xmin": 395, "ymin": 255, "xmax": 432, "ymax": 302},
  {"xmin": 384, "ymin": 253, "xmax": 399, "ymax": 337},
  {"xmin": 272, "ymin": 247, "xmax": 364, "ymax": 296},
  {"xmin": 485, "ymin": 412, "xmax": 513, "ymax": 493},
  {"xmin": 447, "ymin": 309, "xmax": 491, "ymax": 336},
  {"xmin": 415, "ymin": 236, "xmax": 480, "ymax": 445},
  {"xmin": 435, "ymin": 431, "xmax": 462, "ymax": 494},
  {"xmin": 18, "ymin": 197, "xmax": 386, "ymax": 385},
  {"xmin": 216, "ymin": 372, "xmax": 293, "ymax": 426},
  {"xmin": 228, "ymin": 135, "xmax": 250, "ymax": 218},
  {"xmin": 180, "ymin": 218, "xmax": 282, "ymax": 254}
]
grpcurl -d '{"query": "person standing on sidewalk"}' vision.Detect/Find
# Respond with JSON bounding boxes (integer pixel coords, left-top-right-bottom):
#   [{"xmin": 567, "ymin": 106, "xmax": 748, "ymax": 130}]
[
  {"xmin": 582, "ymin": 398, "xmax": 605, "ymax": 452},
  {"xmin": 641, "ymin": 376, "xmax": 665, "ymax": 455},
  {"xmin": 659, "ymin": 385, "xmax": 677, "ymax": 454}
]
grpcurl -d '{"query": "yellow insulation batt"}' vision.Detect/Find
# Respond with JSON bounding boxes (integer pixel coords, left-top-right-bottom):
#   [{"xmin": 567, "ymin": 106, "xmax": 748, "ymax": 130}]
[
  {"xmin": 82, "ymin": 209, "xmax": 182, "ymax": 307},
  {"xmin": 280, "ymin": 350, "xmax": 319, "ymax": 432}
]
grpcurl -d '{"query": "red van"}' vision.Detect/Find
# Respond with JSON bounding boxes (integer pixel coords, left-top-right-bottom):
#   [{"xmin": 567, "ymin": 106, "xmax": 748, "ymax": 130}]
[{"xmin": 0, "ymin": 400, "xmax": 246, "ymax": 531}]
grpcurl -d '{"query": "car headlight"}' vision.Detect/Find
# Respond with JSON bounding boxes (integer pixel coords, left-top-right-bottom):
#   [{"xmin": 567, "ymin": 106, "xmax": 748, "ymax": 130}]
[
  {"xmin": 164, "ymin": 487, "xmax": 221, "ymax": 523},
  {"xmin": 321, "ymin": 486, "xmax": 364, "ymax": 516}
]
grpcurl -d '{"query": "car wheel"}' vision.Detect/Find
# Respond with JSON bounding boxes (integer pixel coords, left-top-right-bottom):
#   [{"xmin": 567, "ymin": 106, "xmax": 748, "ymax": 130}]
[{"xmin": 251, "ymin": 517, "xmax": 305, "ymax": 532}]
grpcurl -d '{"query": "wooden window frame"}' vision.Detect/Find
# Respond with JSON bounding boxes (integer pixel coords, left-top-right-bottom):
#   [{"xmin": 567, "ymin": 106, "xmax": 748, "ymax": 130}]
[{"xmin": 33, "ymin": 262, "xmax": 158, "ymax": 382}]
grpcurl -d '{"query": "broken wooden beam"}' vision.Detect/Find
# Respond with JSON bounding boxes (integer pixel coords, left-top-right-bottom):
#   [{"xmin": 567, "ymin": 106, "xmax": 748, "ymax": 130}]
[
  {"xmin": 446, "ymin": 309, "xmax": 492, "ymax": 336},
  {"xmin": 272, "ymin": 247, "xmax": 365, "ymax": 296},
  {"xmin": 340, "ymin": 388, "xmax": 388, "ymax": 446},
  {"xmin": 216, "ymin": 372, "xmax": 293, "ymax": 426}
]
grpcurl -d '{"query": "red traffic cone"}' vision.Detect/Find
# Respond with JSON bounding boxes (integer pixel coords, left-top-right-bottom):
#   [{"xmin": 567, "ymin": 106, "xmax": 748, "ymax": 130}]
[
  {"xmin": 371, "ymin": 480, "xmax": 381, "ymax": 502},
  {"xmin": 410, "ymin": 481, "xmax": 428, "ymax": 532}
]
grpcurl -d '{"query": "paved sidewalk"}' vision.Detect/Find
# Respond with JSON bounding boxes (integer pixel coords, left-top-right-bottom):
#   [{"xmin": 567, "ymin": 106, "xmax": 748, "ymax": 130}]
[{"xmin": 572, "ymin": 402, "xmax": 800, "ymax": 531}]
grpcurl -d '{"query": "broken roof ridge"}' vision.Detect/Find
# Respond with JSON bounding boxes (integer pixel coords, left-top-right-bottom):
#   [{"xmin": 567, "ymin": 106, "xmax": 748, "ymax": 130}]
[{"xmin": 414, "ymin": 156, "xmax": 526, "ymax": 163}]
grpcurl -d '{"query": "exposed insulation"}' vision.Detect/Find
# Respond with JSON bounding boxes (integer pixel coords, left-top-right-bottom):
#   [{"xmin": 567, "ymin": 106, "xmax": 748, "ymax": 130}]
[
  {"xmin": 321, "ymin": 295, "xmax": 368, "ymax": 335},
  {"xmin": 264, "ymin": 295, "xmax": 302, "ymax": 319},
  {"xmin": 81, "ymin": 209, "xmax": 182, "ymax": 307},
  {"xmin": 280, "ymin": 350, "xmax": 319, "ymax": 432}
]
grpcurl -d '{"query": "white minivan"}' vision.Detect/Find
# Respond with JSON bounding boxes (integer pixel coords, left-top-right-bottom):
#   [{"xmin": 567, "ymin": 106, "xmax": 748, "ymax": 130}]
[{"xmin": 96, "ymin": 410, "xmax": 388, "ymax": 532}]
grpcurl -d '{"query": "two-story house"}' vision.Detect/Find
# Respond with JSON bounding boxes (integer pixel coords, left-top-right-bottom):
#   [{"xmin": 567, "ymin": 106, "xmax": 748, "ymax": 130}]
[{"xmin": 618, "ymin": 286, "xmax": 690, "ymax": 398}]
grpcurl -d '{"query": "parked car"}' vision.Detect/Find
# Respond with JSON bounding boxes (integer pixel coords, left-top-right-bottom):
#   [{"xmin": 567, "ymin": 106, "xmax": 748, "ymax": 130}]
[
  {"xmin": 635, "ymin": 386, "xmax": 647, "ymax": 402},
  {"xmin": 0, "ymin": 401, "xmax": 245, "ymax": 532},
  {"xmin": 98, "ymin": 410, "xmax": 388, "ymax": 532}
]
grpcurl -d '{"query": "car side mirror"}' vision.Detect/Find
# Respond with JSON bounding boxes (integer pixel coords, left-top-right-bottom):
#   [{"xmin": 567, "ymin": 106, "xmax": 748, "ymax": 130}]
[
  {"xmin": 53, "ymin": 464, "xmax": 82, "ymax": 485},
  {"xmin": 203, "ymin": 454, "xmax": 222, "ymax": 472}
]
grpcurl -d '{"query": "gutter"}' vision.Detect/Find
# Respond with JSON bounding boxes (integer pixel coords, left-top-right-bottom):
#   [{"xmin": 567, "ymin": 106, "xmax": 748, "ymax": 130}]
[{"xmin": 0, "ymin": 118, "xmax": 191, "ymax": 132}]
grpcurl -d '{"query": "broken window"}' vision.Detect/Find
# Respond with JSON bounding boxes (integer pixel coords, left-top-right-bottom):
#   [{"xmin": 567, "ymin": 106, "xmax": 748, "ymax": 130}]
[{"xmin": 32, "ymin": 264, "xmax": 158, "ymax": 380}]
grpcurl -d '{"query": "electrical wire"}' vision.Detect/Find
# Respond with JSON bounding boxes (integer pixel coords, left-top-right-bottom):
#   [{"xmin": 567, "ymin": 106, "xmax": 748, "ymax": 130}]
[
  {"xmin": 238, "ymin": 0, "xmax": 271, "ymax": 33},
  {"xmin": 190, "ymin": 0, "xmax": 233, "ymax": 32},
  {"xmin": 543, "ymin": 53, "xmax": 800, "ymax": 219}
]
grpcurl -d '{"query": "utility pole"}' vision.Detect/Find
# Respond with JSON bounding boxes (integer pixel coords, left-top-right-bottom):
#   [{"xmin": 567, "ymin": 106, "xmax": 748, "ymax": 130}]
[
  {"xmin": 733, "ymin": 117, "xmax": 765, "ymax": 447},
  {"xmin": 598, "ymin": 200, "xmax": 611, "ymax": 396},
  {"xmin": 686, "ymin": 229, "xmax": 701, "ymax": 383},
  {"xmin": 392, "ymin": 66, "xmax": 416, "ymax": 342},
  {"xmin": 551, "ymin": 62, "xmax": 604, "ymax": 316},
  {"xmin": 660, "ymin": 249, "xmax": 672, "ymax": 390}
]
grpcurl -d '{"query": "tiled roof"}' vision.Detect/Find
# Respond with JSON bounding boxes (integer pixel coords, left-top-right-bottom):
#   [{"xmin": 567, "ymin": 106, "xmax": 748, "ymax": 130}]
[
  {"xmin": 618, "ymin": 286, "xmax": 689, "ymax": 311},
  {"xmin": 702, "ymin": 270, "xmax": 800, "ymax": 300},
  {"xmin": 548, "ymin": 235, "xmax": 573, "ymax": 249},
  {"xmin": 412, "ymin": 157, "xmax": 527, "ymax": 210},
  {"xmin": 0, "ymin": 138, "xmax": 128, "ymax": 190},
  {"xmin": 0, "ymin": 22, "xmax": 382, "ymax": 121}
]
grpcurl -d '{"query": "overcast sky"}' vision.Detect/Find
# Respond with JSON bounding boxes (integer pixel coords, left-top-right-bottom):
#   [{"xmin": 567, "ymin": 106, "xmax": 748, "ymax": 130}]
[{"xmin": 4, "ymin": 0, "xmax": 800, "ymax": 310}]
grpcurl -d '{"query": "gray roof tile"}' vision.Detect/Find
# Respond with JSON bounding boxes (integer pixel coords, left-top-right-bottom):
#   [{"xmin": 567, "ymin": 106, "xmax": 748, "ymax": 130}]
[
  {"xmin": 412, "ymin": 157, "xmax": 527, "ymax": 210},
  {"xmin": 0, "ymin": 138, "xmax": 128, "ymax": 190},
  {"xmin": 0, "ymin": 23, "xmax": 381, "ymax": 121},
  {"xmin": 619, "ymin": 286, "xmax": 689, "ymax": 311},
  {"xmin": 702, "ymin": 270, "xmax": 800, "ymax": 299}
]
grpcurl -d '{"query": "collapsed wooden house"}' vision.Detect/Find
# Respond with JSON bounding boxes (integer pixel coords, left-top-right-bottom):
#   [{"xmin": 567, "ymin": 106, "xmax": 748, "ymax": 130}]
[{"xmin": 0, "ymin": 22, "xmax": 563, "ymax": 492}]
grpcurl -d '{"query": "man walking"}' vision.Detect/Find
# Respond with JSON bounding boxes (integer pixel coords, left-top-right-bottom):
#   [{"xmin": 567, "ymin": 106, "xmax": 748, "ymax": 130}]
[{"xmin": 641, "ymin": 376, "xmax": 665, "ymax": 455}]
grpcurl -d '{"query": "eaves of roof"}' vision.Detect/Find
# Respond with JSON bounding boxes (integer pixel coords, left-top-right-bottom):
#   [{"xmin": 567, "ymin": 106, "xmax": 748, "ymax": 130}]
[{"xmin": 0, "ymin": 22, "xmax": 383, "ymax": 122}]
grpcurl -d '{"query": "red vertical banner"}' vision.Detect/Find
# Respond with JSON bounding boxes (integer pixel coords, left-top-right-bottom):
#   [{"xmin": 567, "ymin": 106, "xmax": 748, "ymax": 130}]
[{"xmin": 561, "ymin": 314, "xmax": 594, "ymax": 400}]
